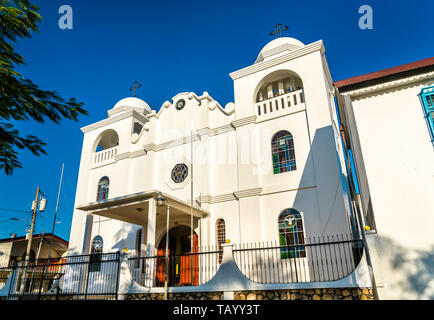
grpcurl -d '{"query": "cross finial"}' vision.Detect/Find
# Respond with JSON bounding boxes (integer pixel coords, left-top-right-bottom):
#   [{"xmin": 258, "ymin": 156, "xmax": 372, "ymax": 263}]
[
  {"xmin": 130, "ymin": 80, "xmax": 142, "ymax": 97},
  {"xmin": 270, "ymin": 23, "xmax": 289, "ymax": 37}
]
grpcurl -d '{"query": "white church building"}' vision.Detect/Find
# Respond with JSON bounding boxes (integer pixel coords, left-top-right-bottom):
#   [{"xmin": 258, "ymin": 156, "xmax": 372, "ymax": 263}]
[{"xmin": 69, "ymin": 36, "xmax": 353, "ymax": 257}]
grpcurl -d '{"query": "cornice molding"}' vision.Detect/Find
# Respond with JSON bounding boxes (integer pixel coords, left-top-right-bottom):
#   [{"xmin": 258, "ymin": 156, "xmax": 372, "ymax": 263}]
[
  {"xmin": 233, "ymin": 187, "xmax": 262, "ymax": 199},
  {"xmin": 198, "ymin": 185, "xmax": 316, "ymax": 204},
  {"xmin": 231, "ymin": 115, "xmax": 257, "ymax": 128},
  {"xmin": 142, "ymin": 115, "xmax": 256, "ymax": 153},
  {"xmin": 255, "ymin": 43, "xmax": 303, "ymax": 64},
  {"xmin": 339, "ymin": 71, "xmax": 434, "ymax": 99},
  {"xmin": 81, "ymin": 110, "xmax": 148, "ymax": 133},
  {"xmin": 230, "ymin": 40, "xmax": 324, "ymax": 80},
  {"xmin": 107, "ymin": 106, "xmax": 150, "ymax": 118}
]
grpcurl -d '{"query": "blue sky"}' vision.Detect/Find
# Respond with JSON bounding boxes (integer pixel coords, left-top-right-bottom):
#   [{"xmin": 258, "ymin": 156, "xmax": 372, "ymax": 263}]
[{"xmin": 0, "ymin": 0, "xmax": 432, "ymax": 240}]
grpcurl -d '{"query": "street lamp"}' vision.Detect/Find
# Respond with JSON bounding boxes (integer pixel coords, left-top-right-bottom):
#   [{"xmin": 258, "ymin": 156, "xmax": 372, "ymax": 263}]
[{"xmin": 156, "ymin": 191, "xmax": 170, "ymax": 300}]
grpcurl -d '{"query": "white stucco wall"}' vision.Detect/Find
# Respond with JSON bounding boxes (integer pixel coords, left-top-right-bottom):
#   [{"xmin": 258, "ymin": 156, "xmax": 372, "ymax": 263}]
[
  {"xmin": 341, "ymin": 78, "xmax": 434, "ymax": 299},
  {"xmin": 68, "ymin": 38, "xmax": 354, "ymax": 276}
]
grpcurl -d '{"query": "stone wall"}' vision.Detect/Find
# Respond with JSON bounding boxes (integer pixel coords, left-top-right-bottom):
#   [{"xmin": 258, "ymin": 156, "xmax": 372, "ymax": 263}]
[
  {"xmin": 124, "ymin": 288, "xmax": 373, "ymax": 300},
  {"xmin": 234, "ymin": 288, "xmax": 374, "ymax": 300}
]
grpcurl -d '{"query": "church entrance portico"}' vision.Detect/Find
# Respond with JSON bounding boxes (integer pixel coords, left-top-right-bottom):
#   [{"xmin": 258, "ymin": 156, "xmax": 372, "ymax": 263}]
[{"xmin": 75, "ymin": 190, "xmax": 207, "ymax": 263}]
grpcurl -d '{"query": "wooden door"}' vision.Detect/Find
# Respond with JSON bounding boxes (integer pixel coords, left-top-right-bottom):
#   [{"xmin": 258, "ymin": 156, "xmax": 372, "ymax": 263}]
[{"xmin": 179, "ymin": 233, "xmax": 199, "ymax": 286}]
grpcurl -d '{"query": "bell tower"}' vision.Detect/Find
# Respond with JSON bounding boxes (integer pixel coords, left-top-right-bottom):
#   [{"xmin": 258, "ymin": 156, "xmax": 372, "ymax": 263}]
[{"xmin": 228, "ymin": 36, "xmax": 354, "ymax": 240}]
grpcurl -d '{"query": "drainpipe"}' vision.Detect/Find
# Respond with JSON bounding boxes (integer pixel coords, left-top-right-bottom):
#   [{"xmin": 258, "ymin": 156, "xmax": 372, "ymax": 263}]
[{"xmin": 335, "ymin": 89, "xmax": 379, "ymax": 300}]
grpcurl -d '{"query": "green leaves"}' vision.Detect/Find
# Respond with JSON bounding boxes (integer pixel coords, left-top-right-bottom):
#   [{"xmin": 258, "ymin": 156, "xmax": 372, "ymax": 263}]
[{"xmin": 0, "ymin": 0, "xmax": 88, "ymax": 175}]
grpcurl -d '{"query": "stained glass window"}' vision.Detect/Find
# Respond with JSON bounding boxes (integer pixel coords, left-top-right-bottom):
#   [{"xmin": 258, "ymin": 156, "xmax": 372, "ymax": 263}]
[
  {"xmin": 278, "ymin": 208, "xmax": 305, "ymax": 259},
  {"xmin": 272, "ymin": 131, "xmax": 296, "ymax": 174},
  {"xmin": 90, "ymin": 235, "xmax": 103, "ymax": 272},
  {"xmin": 171, "ymin": 163, "xmax": 188, "ymax": 183},
  {"xmin": 216, "ymin": 219, "xmax": 226, "ymax": 263},
  {"xmin": 97, "ymin": 176, "xmax": 110, "ymax": 201}
]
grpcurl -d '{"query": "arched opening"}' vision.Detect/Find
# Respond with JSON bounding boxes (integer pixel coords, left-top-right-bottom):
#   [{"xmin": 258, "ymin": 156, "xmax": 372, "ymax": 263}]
[
  {"xmin": 255, "ymin": 70, "xmax": 303, "ymax": 103},
  {"xmin": 254, "ymin": 70, "xmax": 304, "ymax": 116},
  {"xmin": 94, "ymin": 129, "xmax": 119, "ymax": 152},
  {"xmin": 156, "ymin": 225, "xmax": 198, "ymax": 287}
]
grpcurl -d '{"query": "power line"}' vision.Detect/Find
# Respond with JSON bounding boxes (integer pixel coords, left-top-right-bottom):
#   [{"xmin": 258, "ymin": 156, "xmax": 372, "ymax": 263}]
[
  {"xmin": 0, "ymin": 208, "xmax": 32, "ymax": 214},
  {"xmin": 0, "ymin": 220, "xmax": 28, "ymax": 224}
]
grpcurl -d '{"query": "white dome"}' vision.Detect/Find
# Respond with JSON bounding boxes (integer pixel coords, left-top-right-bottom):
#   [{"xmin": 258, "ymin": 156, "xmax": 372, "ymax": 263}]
[
  {"xmin": 113, "ymin": 97, "xmax": 151, "ymax": 112},
  {"xmin": 255, "ymin": 37, "xmax": 305, "ymax": 64}
]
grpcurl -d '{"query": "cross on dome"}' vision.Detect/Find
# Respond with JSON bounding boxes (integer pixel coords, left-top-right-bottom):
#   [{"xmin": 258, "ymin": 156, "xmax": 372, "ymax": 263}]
[
  {"xmin": 270, "ymin": 24, "xmax": 289, "ymax": 37},
  {"xmin": 130, "ymin": 80, "xmax": 142, "ymax": 97}
]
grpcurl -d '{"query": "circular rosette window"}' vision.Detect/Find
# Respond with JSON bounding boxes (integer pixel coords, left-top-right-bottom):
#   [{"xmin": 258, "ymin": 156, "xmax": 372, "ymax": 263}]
[
  {"xmin": 175, "ymin": 99, "xmax": 185, "ymax": 110},
  {"xmin": 171, "ymin": 163, "xmax": 189, "ymax": 183}
]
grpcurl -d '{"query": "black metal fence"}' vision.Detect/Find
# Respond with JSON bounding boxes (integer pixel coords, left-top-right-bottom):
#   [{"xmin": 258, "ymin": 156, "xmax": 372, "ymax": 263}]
[
  {"xmin": 4, "ymin": 252, "xmax": 120, "ymax": 300},
  {"xmin": 0, "ymin": 236, "xmax": 364, "ymax": 299},
  {"xmin": 128, "ymin": 246, "xmax": 222, "ymax": 287},
  {"xmin": 233, "ymin": 234, "xmax": 363, "ymax": 284}
]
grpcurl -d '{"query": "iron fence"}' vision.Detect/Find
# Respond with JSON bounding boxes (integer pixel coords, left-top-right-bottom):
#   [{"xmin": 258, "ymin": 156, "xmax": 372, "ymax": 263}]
[
  {"xmin": 128, "ymin": 246, "xmax": 222, "ymax": 287},
  {"xmin": 6, "ymin": 252, "xmax": 120, "ymax": 300},
  {"xmin": 1, "ymin": 235, "xmax": 364, "ymax": 299},
  {"xmin": 233, "ymin": 234, "xmax": 363, "ymax": 284}
]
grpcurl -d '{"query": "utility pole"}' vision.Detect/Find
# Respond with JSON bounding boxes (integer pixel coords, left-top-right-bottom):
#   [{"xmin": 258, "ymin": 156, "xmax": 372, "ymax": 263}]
[
  {"xmin": 29, "ymin": 230, "xmax": 45, "ymax": 290},
  {"xmin": 20, "ymin": 185, "xmax": 40, "ymax": 291},
  {"xmin": 25, "ymin": 186, "xmax": 40, "ymax": 262}
]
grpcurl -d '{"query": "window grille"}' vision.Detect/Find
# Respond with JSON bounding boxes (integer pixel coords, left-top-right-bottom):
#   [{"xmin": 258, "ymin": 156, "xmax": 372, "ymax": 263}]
[{"xmin": 421, "ymin": 86, "xmax": 434, "ymax": 142}]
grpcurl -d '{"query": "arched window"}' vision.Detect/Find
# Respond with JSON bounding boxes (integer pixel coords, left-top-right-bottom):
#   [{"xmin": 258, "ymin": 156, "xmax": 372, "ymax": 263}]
[
  {"xmin": 216, "ymin": 219, "xmax": 226, "ymax": 263},
  {"xmin": 278, "ymin": 209, "xmax": 305, "ymax": 259},
  {"xmin": 135, "ymin": 228, "xmax": 142, "ymax": 268},
  {"xmin": 272, "ymin": 131, "xmax": 296, "ymax": 174},
  {"xmin": 97, "ymin": 176, "xmax": 110, "ymax": 201},
  {"xmin": 90, "ymin": 235, "xmax": 103, "ymax": 272}
]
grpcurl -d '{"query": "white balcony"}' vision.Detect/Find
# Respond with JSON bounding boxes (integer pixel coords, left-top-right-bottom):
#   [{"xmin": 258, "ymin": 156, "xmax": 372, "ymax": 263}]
[
  {"xmin": 92, "ymin": 146, "xmax": 118, "ymax": 168},
  {"xmin": 255, "ymin": 89, "xmax": 305, "ymax": 121}
]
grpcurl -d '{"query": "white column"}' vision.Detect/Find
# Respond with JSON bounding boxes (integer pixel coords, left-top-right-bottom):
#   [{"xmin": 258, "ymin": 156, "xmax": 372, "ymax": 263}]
[
  {"xmin": 278, "ymin": 80, "xmax": 285, "ymax": 95},
  {"xmin": 81, "ymin": 213, "xmax": 94, "ymax": 254},
  {"xmin": 146, "ymin": 198, "xmax": 157, "ymax": 249},
  {"xmin": 145, "ymin": 198, "xmax": 156, "ymax": 287},
  {"xmin": 267, "ymin": 84, "xmax": 273, "ymax": 98}
]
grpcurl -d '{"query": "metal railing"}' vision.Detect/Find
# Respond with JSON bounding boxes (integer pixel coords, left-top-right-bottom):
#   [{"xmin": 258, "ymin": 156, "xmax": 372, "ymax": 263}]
[
  {"xmin": 233, "ymin": 234, "xmax": 363, "ymax": 284},
  {"xmin": 1, "ymin": 235, "xmax": 364, "ymax": 299},
  {"xmin": 6, "ymin": 252, "xmax": 120, "ymax": 300},
  {"xmin": 128, "ymin": 246, "xmax": 222, "ymax": 288}
]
